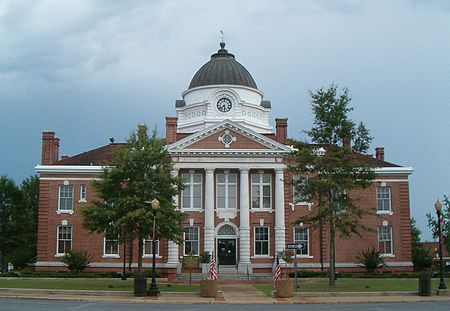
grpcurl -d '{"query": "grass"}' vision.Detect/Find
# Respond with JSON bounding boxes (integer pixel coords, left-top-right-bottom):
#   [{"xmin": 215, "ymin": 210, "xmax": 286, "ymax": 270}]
[
  {"xmin": 0, "ymin": 278, "xmax": 199, "ymax": 292},
  {"xmin": 254, "ymin": 278, "xmax": 450, "ymax": 296}
]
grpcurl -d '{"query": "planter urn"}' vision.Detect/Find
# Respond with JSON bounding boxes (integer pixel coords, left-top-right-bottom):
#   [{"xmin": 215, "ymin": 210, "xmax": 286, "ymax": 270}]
[
  {"xmin": 200, "ymin": 279, "xmax": 218, "ymax": 297},
  {"xmin": 275, "ymin": 278, "xmax": 293, "ymax": 298}
]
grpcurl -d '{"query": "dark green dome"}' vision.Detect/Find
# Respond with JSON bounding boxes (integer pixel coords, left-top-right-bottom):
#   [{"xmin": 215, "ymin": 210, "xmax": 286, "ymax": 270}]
[{"xmin": 188, "ymin": 42, "xmax": 258, "ymax": 90}]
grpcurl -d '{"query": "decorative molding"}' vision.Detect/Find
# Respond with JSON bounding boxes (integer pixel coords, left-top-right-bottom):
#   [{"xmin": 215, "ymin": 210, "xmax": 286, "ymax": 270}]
[{"xmin": 218, "ymin": 130, "xmax": 236, "ymax": 148}]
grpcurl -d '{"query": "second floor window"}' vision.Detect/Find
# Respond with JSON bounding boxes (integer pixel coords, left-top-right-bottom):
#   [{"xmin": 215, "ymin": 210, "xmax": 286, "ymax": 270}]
[
  {"xmin": 79, "ymin": 185, "xmax": 87, "ymax": 202},
  {"xmin": 292, "ymin": 174, "xmax": 308, "ymax": 204},
  {"xmin": 251, "ymin": 173, "xmax": 272, "ymax": 209},
  {"xmin": 58, "ymin": 185, "xmax": 74, "ymax": 211},
  {"xmin": 181, "ymin": 173, "xmax": 202, "ymax": 209},
  {"xmin": 216, "ymin": 174, "xmax": 237, "ymax": 209},
  {"xmin": 376, "ymin": 186, "xmax": 391, "ymax": 212}
]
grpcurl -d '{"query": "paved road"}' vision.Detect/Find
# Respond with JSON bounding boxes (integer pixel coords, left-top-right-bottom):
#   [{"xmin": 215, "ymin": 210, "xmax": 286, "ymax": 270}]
[{"xmin": 1, "ymin": 299, "xmax": 450, "ymax": 311}]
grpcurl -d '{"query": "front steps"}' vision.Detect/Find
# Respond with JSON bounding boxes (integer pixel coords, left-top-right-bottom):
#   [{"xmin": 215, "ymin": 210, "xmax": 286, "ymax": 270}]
[{"xmin": 176, "ymin": 265, "xmax": 272, "ymax": 281}]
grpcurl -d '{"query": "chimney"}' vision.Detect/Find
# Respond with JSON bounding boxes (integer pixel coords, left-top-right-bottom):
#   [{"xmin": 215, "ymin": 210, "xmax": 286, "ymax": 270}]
[
  {"xmin": 275, "ymin": 118, "xmax": 288, "ymax": 144},
  {"xmin": 342, "ymin": 137, "xmax": 350, "ymax": 149},
  {"xmin": 166, "ymin": 117, "xmax": 178, "ymax": 144},
  {"xmin": 41, "ymin": 131, "xmax": 59, "ymax": 164},
  {"xmin": 375, "ymin": 147, "xmax": 385, "ymax": 161}
]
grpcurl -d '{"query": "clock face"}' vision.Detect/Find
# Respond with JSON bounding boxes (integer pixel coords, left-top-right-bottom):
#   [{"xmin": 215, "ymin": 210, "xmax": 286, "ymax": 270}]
[{"xmin": 216, "ymin": 98, "xmax": 232, "ymax": 113}]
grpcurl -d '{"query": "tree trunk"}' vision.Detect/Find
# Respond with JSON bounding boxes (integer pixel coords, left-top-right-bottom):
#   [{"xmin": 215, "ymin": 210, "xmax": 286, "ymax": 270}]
[
  {"xmin": 137, "ymin": 238, "xmax": 143, "ymax": 273},
  {"xmin": 319, "ymin": 221, "xmax": 324, "ymax": 272},
  {"xmin": 329, "ymin": 217, "xmax": 336, "ymax": 286},
  {"xmin": 128, "ymin": 240, "xmax": 133, "ymax": 272}
]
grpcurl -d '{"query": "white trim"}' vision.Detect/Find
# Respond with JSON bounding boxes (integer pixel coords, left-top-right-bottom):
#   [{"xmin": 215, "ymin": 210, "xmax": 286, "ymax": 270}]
[
  {"xmin": 40, "ymin": 177, "xmax": 102, "ymax": 181},
  {"xmin": 167, "ymin": 120, "xmax": 291, "ymax": 153},
  {"xmin": 250, "ymin": 173, "xmax": 272, "ymax": 210},
  {"xmin": 175, "ymin": 162, "xmax": 286, "ymax": 171},
  {"xmin": 373, "ymin": 179, "xmax": 408, "ymax": 183},
  {"xmin": 182, "ymin": 84, "xmax": 265, "ymax": 98},
  {"xmin": 103, "ymin": 237, "xmax": 120, "ymax": 257},
  {"xmin": 293, "ymin": 226, "xmax": 309, "ymax": 256},
  {"xmin": 35, "ymin": 261, "xmax": 180, "ymax": 269},
  {"xmin": 216, "ymin": 173, "xmax": 237, "ymax": 210},
  {"xmin": 79, "ymin": 184, "xmax": 87, "ymax": 202},
  {"xmin": 374, "ymin": 167, "xmax": 414, "ymax": 176},
  {"xmin": 183, "ymin": 226, "xmax": 200, "ymax": 256},
  {"xmin": 58, "ymin": 185, "xmax": 74, "ymax": 213},
  {"xmin": 36, "ymin": 165, "xmax": 104, "ymax": 174},
  {"xmin": 181, "ymin": 173, "xmax": 203, "ymax": 210},
  {"xmin": 143, "ymin": 239, "xmax": 159, "ymax": 257},
  {"xmin": 56, "ymin": 225, "xmax": 72, "ymax": 256},
  {"xmin": 376, "ymin": 211, "xmax": 393, "ymax": 216}
]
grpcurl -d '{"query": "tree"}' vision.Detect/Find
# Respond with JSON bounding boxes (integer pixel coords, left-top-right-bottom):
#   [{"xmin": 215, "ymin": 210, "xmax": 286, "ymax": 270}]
[
  {"xmin": 82, "ymin": 125, "xmax": 185, "ymax": 273},
  {"xmin": 426, "ymin": 195, "xmax": 450, "ymax": 254},
  {"xmin": 9, "ymin": 175, "xmax": 39, "ymax": 269},
  {"xmin": 411, "ymin": 218, "xmax": 432, "ymax": 270},
  {"xmin": 0, "ymin": 176, "xmax": 22, "ymax": 271},
  {"xmin": 289, "ymin": 84, "xmax": 375, "ymax": 286}
]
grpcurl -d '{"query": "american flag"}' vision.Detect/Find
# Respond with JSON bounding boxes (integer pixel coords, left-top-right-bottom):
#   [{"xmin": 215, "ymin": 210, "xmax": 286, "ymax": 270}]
[
  {"xmin": 209, "ymin": 256, "xmax": 217, "ymax": 280},
  {"xmin": 273, "ymin": 255, "xmax": 281, "ymax": 285}
]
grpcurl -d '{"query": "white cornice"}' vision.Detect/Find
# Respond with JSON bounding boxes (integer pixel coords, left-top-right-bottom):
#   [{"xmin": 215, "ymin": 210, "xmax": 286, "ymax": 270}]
[
  {"xmin": 35, "ymin": 165, "xmax": 104, "ymax": 174},
  {"xmin": 167, "ymin": 120, "xmax": 291, "ymax": 154},
  {"xmin": 374, "ymin": 167, "xmax": 414, "ymax": 176}
]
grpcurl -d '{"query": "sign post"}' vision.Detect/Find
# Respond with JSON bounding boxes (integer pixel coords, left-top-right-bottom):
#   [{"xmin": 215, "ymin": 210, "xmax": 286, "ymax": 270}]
[{"xmin": 286, "ymin": 243, "xmax": 303, "ymax": 292}]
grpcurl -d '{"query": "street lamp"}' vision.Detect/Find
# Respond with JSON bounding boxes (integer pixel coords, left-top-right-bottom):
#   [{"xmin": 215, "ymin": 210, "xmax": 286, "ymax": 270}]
[
  {"xmin": 435, "ymin": 200, "xmax": 447, "ymax": 290},
  {"xmin": 148, "ymin": 198, "xmax": 160, "ymax": 296}
]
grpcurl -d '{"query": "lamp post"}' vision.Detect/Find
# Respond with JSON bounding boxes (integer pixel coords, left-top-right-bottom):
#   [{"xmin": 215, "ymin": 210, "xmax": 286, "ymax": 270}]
[
  {"xmin": 435, "ymin": 200, "xmax": 447, "ymax": 290},
  {"xmin": 148, "ymin": 198, "xmax": 160, "ymax": 296}
]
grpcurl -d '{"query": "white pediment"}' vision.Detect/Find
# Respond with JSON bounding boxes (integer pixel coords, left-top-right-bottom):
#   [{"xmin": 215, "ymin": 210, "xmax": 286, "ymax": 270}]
[{"xmin": 166, "ymin": 120, "xmax": 292, "ymax": 156}]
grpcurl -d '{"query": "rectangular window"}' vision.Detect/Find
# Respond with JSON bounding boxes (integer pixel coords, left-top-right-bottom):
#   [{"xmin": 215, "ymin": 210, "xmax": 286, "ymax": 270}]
[
  {"xmin": 216, "ymin": 173, "xmax": 237, "ymax": 209},
  {"xmin": 79, "ymin": 185, "xmax": 87, "ymax": 202},
  {"xmin": 58, "ymin": 185, "xmax": 74, "ymax": 211},
  {"xmin": 104, "ymin": 236, "xmax": 119, "ymax": 256},
  {"xmin": 181, "ymin": 173, "xmax": 202, "ymax": 209},
  {"xmin": 292, "ymin": 174, "xmax": 308, "ymax": 204},
  {"xmin": 376, "ymin": 186, "xmax": 391, "ymax": 212},
  {"xmin": 251, "ymin": 174, "xmax": 272, "ymax": 209},
  {"xmin": 184, "ymin": 226, "xmax": 199, "ymax": 255},
  {"xmin": 294, "ymin": 227, "xmax": 309, "ymax": 255},
  {"xmin": 143, "ymin": 239, "xmax": 159, "ymax": 256},
  {"xmin": 254, "ymin": 226, "xmax": 269, "ymax": 255},
  {"xmin": 378, "ymin": 226, "xmax": 393, "ymax": 255},
  {"xmin": 57, "ymin": 225, "xmax": 72, "ymax": 255}
]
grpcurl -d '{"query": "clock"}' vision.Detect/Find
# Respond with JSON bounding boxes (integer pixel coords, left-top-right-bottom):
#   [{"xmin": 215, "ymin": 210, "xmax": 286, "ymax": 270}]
[{"xmin": 216, "ymin": 98, "xmax": 232, "ymax": 113}]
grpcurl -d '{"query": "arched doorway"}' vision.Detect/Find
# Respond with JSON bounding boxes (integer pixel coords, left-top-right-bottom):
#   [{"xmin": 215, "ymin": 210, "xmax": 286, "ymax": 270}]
[{"xmin": 216, "ymin": 224, "xmax": 238, "ymax": 266}]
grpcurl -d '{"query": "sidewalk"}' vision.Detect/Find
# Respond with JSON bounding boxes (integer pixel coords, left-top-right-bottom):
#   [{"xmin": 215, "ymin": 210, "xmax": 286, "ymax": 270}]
[{"xmin": 1, "ymin": 285, "xmax": 450, "ymax": 304}]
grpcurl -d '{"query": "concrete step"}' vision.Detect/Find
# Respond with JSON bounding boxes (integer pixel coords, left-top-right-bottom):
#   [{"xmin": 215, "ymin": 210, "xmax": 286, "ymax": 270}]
[{"xmin": 176, "ymin": 272, "xmax": 273, "ymax": 281}]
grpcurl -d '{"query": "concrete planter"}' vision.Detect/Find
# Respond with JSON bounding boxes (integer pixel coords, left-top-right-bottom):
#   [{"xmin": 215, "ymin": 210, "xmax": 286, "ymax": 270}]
[
  {"xmin": 275, "ymin": 279, "xmax": 293, "ymax": 298},
  {"xmin": 200, "ymin": 279, "xmax": 218, "ymax": 298}
]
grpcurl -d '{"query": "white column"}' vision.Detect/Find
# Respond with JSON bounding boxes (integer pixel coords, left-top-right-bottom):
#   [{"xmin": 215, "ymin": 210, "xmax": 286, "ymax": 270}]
[
  {"xmin": 167, "ymin": 170, "xmax": 179, "ymax": 264},
  {"xmin": 204, "ymin": 169, "xmax": 215, "ymax": 256},
  {"xmin": 274, "ymin": 168, "xmax": 286, "ymax": 256},
  {"xmin": 239, "ymin": 169, "xmax": 251, "ymax": 272}
]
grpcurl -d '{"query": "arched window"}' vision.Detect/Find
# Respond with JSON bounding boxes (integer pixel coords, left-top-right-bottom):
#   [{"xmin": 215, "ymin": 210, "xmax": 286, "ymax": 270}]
[{"xmin": 218, "ymin": 224, "xmax": 236, "ymax": 236}]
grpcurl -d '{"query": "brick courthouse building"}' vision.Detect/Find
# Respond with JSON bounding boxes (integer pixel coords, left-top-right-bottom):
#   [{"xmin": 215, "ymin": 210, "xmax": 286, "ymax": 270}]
[{"xmin": 35, "ymin": 43, "xmax": 414, "ymax": 276}]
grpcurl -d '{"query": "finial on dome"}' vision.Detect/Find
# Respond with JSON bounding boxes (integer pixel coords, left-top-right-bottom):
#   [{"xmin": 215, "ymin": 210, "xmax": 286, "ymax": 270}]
[{"xmin": 220, "ymin": 30, "xmax": 225, "ymax": 49}]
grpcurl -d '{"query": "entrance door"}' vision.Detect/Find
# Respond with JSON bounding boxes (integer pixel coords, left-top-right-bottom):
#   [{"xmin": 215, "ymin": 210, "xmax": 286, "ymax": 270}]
[{"xmin": 217, "ymin": 239, "xmax": 236, "ymax": 265}]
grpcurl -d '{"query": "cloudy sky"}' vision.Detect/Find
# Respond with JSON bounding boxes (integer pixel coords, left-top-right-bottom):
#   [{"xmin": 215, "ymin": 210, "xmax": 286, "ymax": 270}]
[{"xmin": 1, "ymin": 0, "xmax": 449, "ymax": 239}]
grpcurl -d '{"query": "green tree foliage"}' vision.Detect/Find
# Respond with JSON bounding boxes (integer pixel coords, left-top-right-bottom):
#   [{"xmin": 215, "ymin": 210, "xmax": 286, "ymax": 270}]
[
  {"xmin": 62, "ymin": 249, "xmax": 93, "ymax": 273},
  {"xmin": 289, "ymin": 84, "xmax": 375, "ymax": 286},
  {"xmin": 411, "ymin": 218, "xmax": 432, "ymax": 270},
  {"xmin": 82, "ymin": 125, "xmax": 185, "ymax": 273},
  {"xmin": 356, "ymin": 248, "xmax": 385, "ymax": 274},
  {"xmin": 0, "ymin": 176, "xmax": 22, "ymax": 271},
  {"xmin": 0, "ymin": 175, "xmax": 39, "ymax": 271},
  {"xmin": 426, "ymin": 195, "xmax": 450, "ymax": 253}
]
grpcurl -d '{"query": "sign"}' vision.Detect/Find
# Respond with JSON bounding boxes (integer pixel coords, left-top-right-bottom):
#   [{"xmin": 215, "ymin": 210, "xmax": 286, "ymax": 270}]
[{"xmin": 286, "ymin": 243, "xmax": 303, "ymax": 250}]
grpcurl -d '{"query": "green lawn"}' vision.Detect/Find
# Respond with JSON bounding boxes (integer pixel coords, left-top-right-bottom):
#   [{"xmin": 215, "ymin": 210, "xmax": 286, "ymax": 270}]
[
  {"xmin": 0, "ymin": 278, "xmax": 199, "ymax": 292},
  {"xmin": 254, "ymin": 278, "xmax": 450, "ymax": 296}
]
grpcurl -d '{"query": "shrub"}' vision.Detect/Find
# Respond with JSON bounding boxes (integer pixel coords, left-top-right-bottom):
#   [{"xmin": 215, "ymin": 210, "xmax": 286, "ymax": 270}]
[
  {"xmin": 62, "ymin": 250, "xmax": 93, "ymax": 273},
  {"xmin": 199, "ymin": 251, "xmax": 211, "ymax": 264},
  {"xmin": 357, "ymin": 248, "xmax": 385, "ymax": 274}
]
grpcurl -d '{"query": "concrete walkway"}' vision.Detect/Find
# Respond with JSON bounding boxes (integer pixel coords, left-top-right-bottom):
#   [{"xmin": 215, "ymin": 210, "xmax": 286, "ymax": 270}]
[{"xmin": 1, "ymin": 286, "xmax": 450, "ymax": 305}]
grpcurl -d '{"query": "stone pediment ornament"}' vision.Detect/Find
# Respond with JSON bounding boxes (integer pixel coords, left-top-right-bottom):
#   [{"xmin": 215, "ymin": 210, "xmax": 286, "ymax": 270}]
[{"xmin": 218, "ymin": 130, "xmax": 236, "ymax": 148}]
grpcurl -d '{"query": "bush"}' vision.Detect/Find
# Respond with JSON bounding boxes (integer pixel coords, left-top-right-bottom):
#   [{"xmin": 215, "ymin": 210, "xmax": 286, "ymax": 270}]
[
  {"xmin": 199, "ymin": 251, "xmax": 211, "ymax": 264},
  {"xmin": 61, "ymin": 250, "xmax": 93, "ymax": 273},
  {"xmin": 412, "ymin": 245, "xmax": 433, "ymax": 270},
  {"xmin": 357, "ymin": 248, "xmax": 385, "ymax": 274}
]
